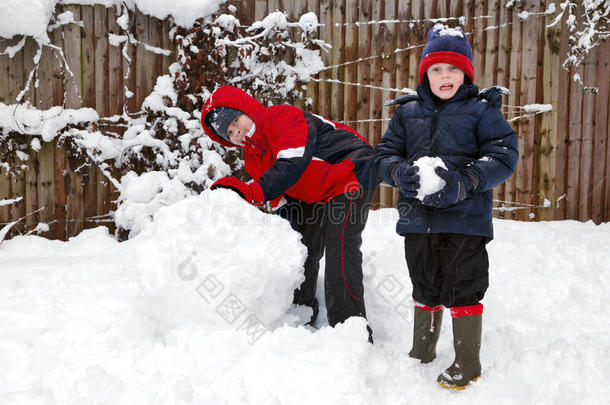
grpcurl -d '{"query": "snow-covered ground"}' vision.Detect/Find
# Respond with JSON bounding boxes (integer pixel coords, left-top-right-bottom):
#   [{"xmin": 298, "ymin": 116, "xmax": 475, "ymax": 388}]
[{"xmin": 1, "ymin": 189, "xmax": 609, "ymax": 404}]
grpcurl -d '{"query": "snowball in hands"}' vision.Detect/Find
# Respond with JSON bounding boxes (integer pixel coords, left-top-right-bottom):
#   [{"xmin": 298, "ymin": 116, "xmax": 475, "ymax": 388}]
[{"xmin": 413, "ymin": 156, "xmax": 447, "ymax": 201}]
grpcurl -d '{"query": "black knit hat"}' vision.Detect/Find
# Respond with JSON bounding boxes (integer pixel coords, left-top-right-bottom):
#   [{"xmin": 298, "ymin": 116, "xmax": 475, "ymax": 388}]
[{"xmin": 204, "ymin": 106, "xmax": 243, "ymax": 142}]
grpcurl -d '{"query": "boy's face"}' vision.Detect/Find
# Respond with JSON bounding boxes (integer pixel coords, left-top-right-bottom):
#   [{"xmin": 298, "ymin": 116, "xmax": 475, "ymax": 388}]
[
  {"xmin": 426, "ymin": 63, "xmax": 465, "ymax": 100},
  {"xmin": 227, "ymin": 114, "xmax": 254, "ymax": 146}
]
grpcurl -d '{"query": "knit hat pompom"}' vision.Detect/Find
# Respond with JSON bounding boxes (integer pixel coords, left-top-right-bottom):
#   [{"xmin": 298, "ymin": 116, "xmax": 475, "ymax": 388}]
[
  {"xmin": 204, "ymin": 106, "xmax": 243, "ymax": 142},
  {"xmin": 418, "ymin": 24, "xmax": 474, "ymax": 83}
]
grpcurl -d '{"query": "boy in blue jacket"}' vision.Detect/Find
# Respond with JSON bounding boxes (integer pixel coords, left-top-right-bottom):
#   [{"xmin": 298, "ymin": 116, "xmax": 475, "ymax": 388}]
[{"xmin": 376, "ymin": 24, "xmax": 518, "ymax": 389}]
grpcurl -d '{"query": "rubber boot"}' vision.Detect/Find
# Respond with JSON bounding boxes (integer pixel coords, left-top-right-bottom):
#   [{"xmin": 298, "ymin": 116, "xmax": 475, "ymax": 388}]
[
  {"xmin": 437, "ymin": 306, "xmax": 482, "ymax": 390},
  {"xmin": 408, "ymin": 305, "xmax": 443, "ymax": 363}
]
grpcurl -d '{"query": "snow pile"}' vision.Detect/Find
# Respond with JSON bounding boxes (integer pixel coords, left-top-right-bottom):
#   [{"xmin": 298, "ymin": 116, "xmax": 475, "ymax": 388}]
[
  {"xmin": 0, "ymin": 0, "xmax": 226, "ymax": 40},
  {"xmin": 1, "ymin": 203, "xmax": 610, "ymax": 402},
  {"xmin": 0, "ymin": 0, "xmax": 56, "ymax": 40},
  {"xmin": 523, "ymin": 103, "xmax": 553, "ymax": 113},
  {"xmin": 129, "ymin": 189, "xmax": 306, "ymax": 331},
  {"xmin": 113, "ymin": 171, "xmax": 193, "ymax": 237},
  {"xmin": 129, "ymin": 0, "xmax": 225, "ymax": 28},
  {"xmin": 432, "ymin": 23, "xmax": 466, "ymax": 38},
  {"xmin": 0, "ymin": 102, "xmax": 99, "ymax": 142},
  {"xmin": 0, "ymin": 197, "xmax": 23, "ymax": 207},
  {"xmin": 412, "ymin": 156, "xmax": 447, "ymax": 201}
]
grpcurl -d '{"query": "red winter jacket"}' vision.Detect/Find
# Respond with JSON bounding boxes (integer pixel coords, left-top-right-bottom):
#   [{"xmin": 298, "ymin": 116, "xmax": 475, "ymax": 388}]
[{"xmin": 201, "ymin": 86, "xmax": 379, "ymax": 204}]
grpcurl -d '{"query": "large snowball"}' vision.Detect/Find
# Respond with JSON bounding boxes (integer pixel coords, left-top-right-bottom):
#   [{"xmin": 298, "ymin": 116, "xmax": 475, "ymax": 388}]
[
  {"xmin": 128, "ymin": 189, "xmax": 306, "ymax": 334},
  {"xmin": 412, "ymin": 156, "xmax": 447, "ymax": 201}
]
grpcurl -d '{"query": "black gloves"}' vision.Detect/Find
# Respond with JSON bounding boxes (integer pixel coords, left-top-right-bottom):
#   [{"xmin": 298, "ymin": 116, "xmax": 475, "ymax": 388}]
[
  {"xmin": 391, "ymin": 162, "xmax": 420, "ymax": 198},
  {"xmin": 422, "ymin": 167, "xmax": 478, "ymax": 208}
]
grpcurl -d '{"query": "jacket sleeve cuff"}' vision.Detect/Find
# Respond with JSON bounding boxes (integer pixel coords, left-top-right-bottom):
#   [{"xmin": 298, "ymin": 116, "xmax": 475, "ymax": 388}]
[
  {"xmin": 378, "ymin": 156, "xmax": 403, "ymax": 185},
  {"xmin": 462, "ymin": 167, "xmax": 481, "ymax": 192}
]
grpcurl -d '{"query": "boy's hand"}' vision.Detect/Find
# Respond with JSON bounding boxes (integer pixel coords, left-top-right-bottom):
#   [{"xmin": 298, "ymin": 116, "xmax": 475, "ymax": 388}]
[
  {"xmin": 210, "ymin": 176, "xmax": 265, "ymax": 206},
  {"xmin": 392, "ymin": 162, "xmax": 420, "ymax": 198},
  {"xmin": 422, "ymin": 167, "xmax": 473, "ymax": 208}
]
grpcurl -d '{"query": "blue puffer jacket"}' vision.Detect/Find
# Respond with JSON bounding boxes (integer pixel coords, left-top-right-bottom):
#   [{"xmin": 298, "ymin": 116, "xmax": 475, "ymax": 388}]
[{"xmin": 376, "ymin": 83, "xmax": 519, "ymax": 238}]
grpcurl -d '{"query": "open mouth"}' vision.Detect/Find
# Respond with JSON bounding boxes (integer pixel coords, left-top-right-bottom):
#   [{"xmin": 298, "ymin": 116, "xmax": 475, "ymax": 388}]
[{"xmin": 439, "ymin": 84, "xmax": 454, "ymax": 91}]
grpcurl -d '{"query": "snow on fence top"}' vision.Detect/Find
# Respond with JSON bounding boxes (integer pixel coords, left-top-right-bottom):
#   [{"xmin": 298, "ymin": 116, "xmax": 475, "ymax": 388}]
[{"xmin": 0, "ymin": 0, "xmax": 226, "ymax": 40}]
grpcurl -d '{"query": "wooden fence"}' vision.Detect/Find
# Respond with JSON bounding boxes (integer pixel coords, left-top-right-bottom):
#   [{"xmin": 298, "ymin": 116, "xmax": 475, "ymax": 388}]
[{"xmin": 1, "ymin": 0, "xmax": 609, "ymax": 241}]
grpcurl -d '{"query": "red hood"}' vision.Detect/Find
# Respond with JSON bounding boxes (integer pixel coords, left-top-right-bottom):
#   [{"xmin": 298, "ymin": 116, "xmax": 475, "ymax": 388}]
[{"xmin": 201, "ymin": 86, "xmax": 267, "ymax": 147}]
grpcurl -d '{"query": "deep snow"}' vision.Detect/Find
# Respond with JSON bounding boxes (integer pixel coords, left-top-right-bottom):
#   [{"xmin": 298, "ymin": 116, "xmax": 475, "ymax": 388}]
[{"xmin": 1, "ymin": 189, "xmax": 609, "ymax": 404}]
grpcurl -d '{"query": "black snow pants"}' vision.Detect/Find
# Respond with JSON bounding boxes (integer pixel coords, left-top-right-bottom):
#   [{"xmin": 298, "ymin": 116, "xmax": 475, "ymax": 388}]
[
  {"xmin": 404, "ymin": 233, "xmax": 489, "ymax": 308},
  {"xmin": 278, "ymin": 188, "xmax": 376, "ymax": 326}
]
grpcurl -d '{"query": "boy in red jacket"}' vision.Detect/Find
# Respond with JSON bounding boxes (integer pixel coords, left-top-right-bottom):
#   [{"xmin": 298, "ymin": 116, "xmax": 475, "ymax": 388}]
[{"xmin": 201, "ymin": 86, "xmax": 380, "ymax": 341}]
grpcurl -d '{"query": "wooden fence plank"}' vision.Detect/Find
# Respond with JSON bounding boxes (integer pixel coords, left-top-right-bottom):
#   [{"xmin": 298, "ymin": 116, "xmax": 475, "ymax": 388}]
[
  {"xmin": 330, "ymin": 0, "xmax": 345, "ymax": 122},
  {"xmin": 379, "ymin": 0, "xmax": 397, "ymax": 209},
  {"xmin": 10, "ymin": 151, "xmax": 26, "ymax": 234},
  {"xmin": 123, "ymin": 8, "xmax": 137, "ymax": 113},
  {"xmin": 482, "ymin": 0, "xmax": 499, "ymax": 90},
  {"xmin": 135, "ymin": 11, "xmax": 151, "ymax": 108},
  {"xmin": 592, "ymin": 40, "xmax": 610, "ymax": 224},
  {"xmin": 605, "ymin": 54, "xmax": 610, "ymax": 223},
  {"xmin": 267, "ymin": 0, "xmax": 279, "ymax": 13},
  {"xmin": 35, "ymin": 35, "xmax": 55, "ymax": 238},
  {"xmin": 395, "ymin": 0, "xmax": 411, "ymax": 91},
  {"xmin": 161, "ymin": 19, "xmax": 173, "ymax": 76},
  {"xmin": 449, "ymin": 0, "xmax": 462, "ymax": 22},
  {"xmin": 255, "ymin": 0, "xmax": 267, "ymax": 20},
  {"xmin": 7, "ymin": 37, "xmax": 24, "ymax": 105},
  {"xmin": 49, "ymin": 21, "xmax": 67, "ymax": 240},
  {"xmin": 437, "ymin": 0, "xmax": 449, "ymax": 16},
  {"xmin": 368, "ymin": 0, "xmax": 383, "ymax": 145},
  {"xmin": 515, "ymin": 0, "xmax": 542, "ymax": 221},
  {"xmin": 0, "ymin": 50, "xmax": 8, "ymax": 104},
  {"xmin": 24, "ymin": 148, "xmax": 39, "ymax": 231},
  {"xmin": 565, "ymin": 7, "xmax": 585, "ymax": 221},
  {"xmin": 504, "ymin": 4, "xmax": 522, "ymax": 219},
  {"xmin": 408, "ymin": 0, "xmax": 424, "ymax": 92},
  {"xmin": 149, "ymin": 16, "xmax": 163, "ymax": 95},
  {"xmin": 22, "ymin": 38, "xmax": 37, "ymax": 105},
  {"xmin": 392, "ymin": 0, "xmax": 411, "ymax": 208},
  {"xmin": 473, "ymin": 0, "xmax": 487, "ymax": 87},
  {"xmin": 95, "ymin": 5, "xmax": 109, "ymax": 115},
  {"xmin": 108, "ymin": 5, "xmax": 124, "ymax": 116},
  {"xmin": 81, "ymin": 6, "xmax": 98, "ymax": 232},
  {"xmin": 317, "ymin": 0, "xmax": 332, "ymax": 118},
  {"xmin": 64, "ymin": 6, "xmax": 83, "ymax": 109},
  {"xmin": 566, "ymin": 66, "xmax": 585, "ymax": 220},
  {"xmin": 355, "ymin": 0, "xmax": 372, "ymax": 145},
  {"xmin": 553, "ymin": 10, "xmax": 570, "ymax": 220},
  {"xmin": 493, "ymin": 0, "xmax": 511, "ymax": 217},
  {"xmin": 367, "ymin": 1, "xmax": 384, "ymax": 209},
  {"xmin": 537, "ymin": 5, "xmax": 561, "ymax": 221},
  {"xmin": 82, "ymin": 7, "xmax": 96, "ymax": 109},
  {"xmin": 234, "ymin": 0, "xmax": 253, "ymax": 22},
  {"xmin": 305, "ymin": 0, "xmax": 320, "ymax": 113},
  {"xmin": 94, "ymin": 4, "xmax": 111, "ymax": 230},
  {"xmin": 1, "ymin": 42, "xmax": 17, "ymax": 227},
  {"xmin": 343, "ymin": 0, "xmax": 358, "ymax": 124},
  {"xmin": 37, "ymin": 141, "xmax": 55, "ymax": 236},
  {"xmin": 24, "ymin": 39, "xmax": 39, "ymax": 108},
  {"xmin": 578, "ymin": 44, "xmax": 598, "ymax": 222},
  {"xmin": 63, "ymin": 4, "xmax": 84, "ymax": 237},
  {"xmin": 0, "ymin": 166, "xmax": 10, "ymax": 226}
]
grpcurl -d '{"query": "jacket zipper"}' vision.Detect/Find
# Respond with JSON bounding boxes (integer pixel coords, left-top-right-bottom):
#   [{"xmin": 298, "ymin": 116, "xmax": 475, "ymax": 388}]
[{"xmin": 426, "ymin": 107, "xmax": 439, "ymax": 235}]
